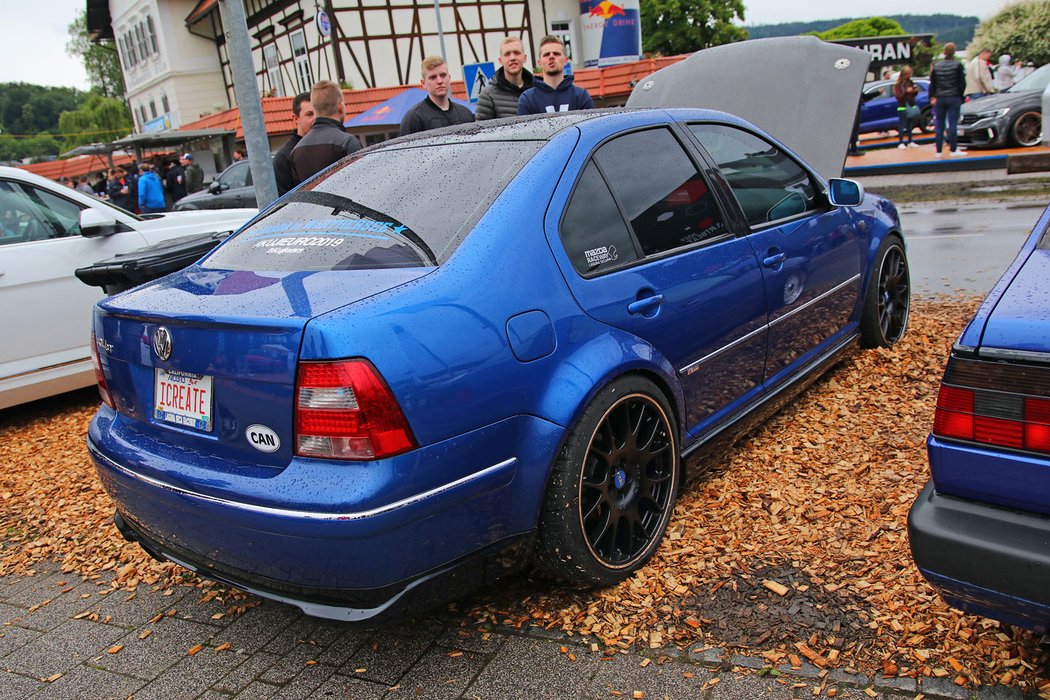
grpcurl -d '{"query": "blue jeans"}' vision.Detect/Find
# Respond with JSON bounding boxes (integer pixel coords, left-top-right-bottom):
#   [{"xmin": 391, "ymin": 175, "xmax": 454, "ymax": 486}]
[
  {"xmin": 897, "ymin": 109, "xmax": 913, "ymax": 143},
  {"xmin": 934, "ymin": 96, "xmax": 962, "ymax": 153}
]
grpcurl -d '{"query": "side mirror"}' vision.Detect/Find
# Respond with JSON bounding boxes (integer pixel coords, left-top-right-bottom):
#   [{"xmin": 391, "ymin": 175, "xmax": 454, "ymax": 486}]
[
  {"xmin": 208, "ymin": 181, "xmax": 224, "ymax": 194},
  {"xmin": 80, "ymin": 208, "xmax": 118, "ymax": 237},
  {"xmin": 828, "ymin": 178, "xmax": 865, "ymax": 207}
]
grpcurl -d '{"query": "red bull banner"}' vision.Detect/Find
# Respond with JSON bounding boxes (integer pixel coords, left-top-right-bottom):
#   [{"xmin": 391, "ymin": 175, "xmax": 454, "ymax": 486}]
[{"xmin": 579, "ymin": 0, "xmax": 642, "ymax": 68}]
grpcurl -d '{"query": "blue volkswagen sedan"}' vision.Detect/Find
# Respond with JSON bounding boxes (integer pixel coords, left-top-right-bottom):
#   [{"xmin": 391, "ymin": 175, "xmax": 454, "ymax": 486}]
[
  {"xmin": 909, "ymin": 203, "xmax": 1050, "ymax": 633},
  {"xmin": 85, "ymin": 40, "xmax": 911, "ymax": 622}
]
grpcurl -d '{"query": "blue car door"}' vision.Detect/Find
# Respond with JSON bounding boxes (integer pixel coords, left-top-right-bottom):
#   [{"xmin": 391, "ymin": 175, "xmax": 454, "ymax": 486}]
[
  {"xmin": 547, "ymin": 125, "xmax": 768, "ymax": 436},
  {"xmin": 687, "ymin": 123, "xmax": 863, "ymax": 391}
]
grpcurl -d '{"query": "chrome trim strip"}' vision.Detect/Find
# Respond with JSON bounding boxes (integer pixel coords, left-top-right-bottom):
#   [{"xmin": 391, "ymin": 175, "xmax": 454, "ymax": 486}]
[
  {"xmin": 768, "ymin": 274, "xmax": 861, "ymax": 329},
  {"xmin": 89, "ymin": 443, "xmax": 516, "ymax": 522},
  {"xmin": 978, "ymin": 347, "xmax": 1050, "ymax": 364},
  {"xmin": 679, "ymin": 323, "xmax": 767, "ymax": 376},
  {"xmin": 677, "ymin": 274, "xmax": 861, "ymax": 376}
]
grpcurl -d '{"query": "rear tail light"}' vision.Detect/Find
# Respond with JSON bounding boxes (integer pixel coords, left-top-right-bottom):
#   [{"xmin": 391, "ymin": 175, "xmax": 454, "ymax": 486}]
[
  {"xmin": 294, "ymin": 359, "xmax": 416, "ymax": 460},
  {"xmin": 933, "ymin": 381, "xmax": 1050, "ymax": 455},
  {"xmin": 90, "ymin": 333, "xmax": 114, "ymax": 409}
]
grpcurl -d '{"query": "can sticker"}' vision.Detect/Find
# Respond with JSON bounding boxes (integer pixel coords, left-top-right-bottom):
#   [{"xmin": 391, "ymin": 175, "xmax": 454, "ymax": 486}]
[{"xmin": 246, "ymin": 424, "xmax": 281, "ymax": 453}]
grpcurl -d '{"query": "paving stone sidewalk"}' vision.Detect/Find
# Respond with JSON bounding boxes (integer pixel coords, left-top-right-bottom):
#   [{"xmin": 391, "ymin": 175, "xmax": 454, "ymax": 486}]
[{"xmin": 0, "ymin": 563, "xmax": 1026, "ymax": 700}]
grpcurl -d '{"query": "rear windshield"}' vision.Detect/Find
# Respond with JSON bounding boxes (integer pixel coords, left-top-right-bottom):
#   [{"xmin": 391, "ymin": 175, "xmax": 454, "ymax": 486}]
[{"xmin": 204, "ymin": 141, "xmax": 541, "ymax": 271}]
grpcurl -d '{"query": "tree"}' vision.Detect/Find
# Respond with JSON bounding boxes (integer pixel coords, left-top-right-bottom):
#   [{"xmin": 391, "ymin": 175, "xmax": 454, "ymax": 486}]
[
  {"xmin": 641, "ymin": 0, "xmax": 748, "ymax": 57},
  {"xmin": 66, "ymin": 10, "xmax": 126, "ymax": 98},
  {"xmin": 810, "ymin": 17, "xmax": 907, "ymax": 40},
  {"xmin": 57, "ymin": 94, "xmax": 133, "ymax": 151},
  {"xmin": 0, "ymin": 82, "xmax": 82, "ymax": 136},
  {"xmin": 970, "ymin": 0, "xmax": 1050, "ymax": 66}
]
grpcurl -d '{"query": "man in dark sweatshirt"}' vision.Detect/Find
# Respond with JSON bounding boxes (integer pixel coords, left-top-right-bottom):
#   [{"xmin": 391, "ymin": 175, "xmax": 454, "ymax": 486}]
[
  {"xmin": 273, "ymin": 92, "xmax": 315, "ymax": 195},
  {"xmin": 517, "ymin": 35, "xmax": 593, "ymax": 115},
  {"xmin": 399, "ymin": 57, "xmax": 476, "ymax": 136},
  {"xmin": 291, "ymin": 80, "xmax": 362, "ymax": 185},
  {"xmin": 475, "ymin": 37, "xmax": 534, "ymax": 120},
  {"xmin": 929, "ymin": 42, "xmax": 967, "ymax": 157}
]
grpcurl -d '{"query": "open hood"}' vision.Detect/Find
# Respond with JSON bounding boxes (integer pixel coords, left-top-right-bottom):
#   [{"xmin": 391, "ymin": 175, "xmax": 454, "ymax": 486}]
[{"xmin": 626, "ymin": 37, "xmax": 871, "ymax": 181}]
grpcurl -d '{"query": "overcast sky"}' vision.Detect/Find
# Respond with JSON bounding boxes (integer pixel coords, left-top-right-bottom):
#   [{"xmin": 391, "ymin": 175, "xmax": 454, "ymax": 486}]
[{"xmin": 0, "ymin": 0, "xmax": 1017, "ymax": 91}]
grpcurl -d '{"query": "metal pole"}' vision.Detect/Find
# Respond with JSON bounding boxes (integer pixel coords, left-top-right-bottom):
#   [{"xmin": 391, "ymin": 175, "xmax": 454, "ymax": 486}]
[
  {"xmin": 1042, "ymin": 80, "xmax": 1050, "ymax": 147},
  {"xmin": 217, "ymin": 0, "xmax": 279, "ymax": 210},
  {"xmin": 433, "ymin": 0, "xmax": 447, "ymax": 64}
]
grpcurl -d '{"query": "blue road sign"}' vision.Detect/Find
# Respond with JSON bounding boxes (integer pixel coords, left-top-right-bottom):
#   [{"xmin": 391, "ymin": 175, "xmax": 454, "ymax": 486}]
[{"xmin": 463, "ymin": 62, "xmax": 497, "ymax": 103}]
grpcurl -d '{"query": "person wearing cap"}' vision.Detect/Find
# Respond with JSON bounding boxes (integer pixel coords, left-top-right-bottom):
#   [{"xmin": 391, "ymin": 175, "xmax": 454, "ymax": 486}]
[{"xmin": 181, "ymin": 153, "xmax": 204, "ymax": 194}]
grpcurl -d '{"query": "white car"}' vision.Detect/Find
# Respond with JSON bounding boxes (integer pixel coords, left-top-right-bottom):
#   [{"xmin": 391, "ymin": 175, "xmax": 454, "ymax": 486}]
[{"xmin": 0, "ymin": 166, "xmax": 256, "ymax": 409}]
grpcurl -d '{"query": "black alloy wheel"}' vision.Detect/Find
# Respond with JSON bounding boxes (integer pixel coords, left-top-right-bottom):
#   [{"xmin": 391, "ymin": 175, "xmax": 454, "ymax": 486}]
[
  {"xmin": 535, "ymin": 376, "xmax": 679, "ymax": 586},
  {"xmin": 861, "ymin": 235, "xmax": 910, "ymax": 348}
]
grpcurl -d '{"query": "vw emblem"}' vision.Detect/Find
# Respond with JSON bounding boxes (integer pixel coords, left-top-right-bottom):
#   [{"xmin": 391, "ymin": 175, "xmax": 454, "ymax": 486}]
[{"xmin": 153, "ymin": 327, "xmax": 173, "ymax": 361}]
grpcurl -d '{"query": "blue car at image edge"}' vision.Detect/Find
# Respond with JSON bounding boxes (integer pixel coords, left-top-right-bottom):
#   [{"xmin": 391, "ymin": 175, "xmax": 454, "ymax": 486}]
[{"xmin": 909, "ymin": 203, "xmax": 1050, "ymax": 634}]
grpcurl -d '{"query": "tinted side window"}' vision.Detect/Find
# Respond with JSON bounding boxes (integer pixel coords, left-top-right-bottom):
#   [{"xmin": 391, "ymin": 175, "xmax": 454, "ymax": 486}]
[
  {"xmin": 689, "ymin": 124, "xmax": 818, "ymax": 227},
  {"xmin": 560, "ymin": 162, "xmax": 638, "ymax": 275},
  {"xmin": 594, "ymin": 128, "xmax": 727, "ymax": 256},
  {"xmin": 0, "ymin": 181, "xmax": 83, "ymax": 245},
  {"xmin": 221, "ymin": 162, "xmax": 250, "ymax": 189}
]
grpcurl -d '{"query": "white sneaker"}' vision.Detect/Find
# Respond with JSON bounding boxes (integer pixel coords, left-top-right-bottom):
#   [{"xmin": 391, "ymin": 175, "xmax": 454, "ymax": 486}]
[
  {"xmin": 897, "ymin": 143, "xmax": 907, "ymax": 150},
  {"xmin": 935, "ymin": 152, "xmax": 944, "ymax": 158},
  {"xmin": 908, "ymin": 142, "xmax": 920, "ymax": 148},
  {"xmin": 948, "ymin": 150, "xmax": 966, "ymax": 157}
]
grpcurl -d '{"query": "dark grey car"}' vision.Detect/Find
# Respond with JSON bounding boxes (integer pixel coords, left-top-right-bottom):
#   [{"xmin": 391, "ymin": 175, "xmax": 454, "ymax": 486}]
[
  {"xmin": 957, "ymin": 63, "xmax": 1049, "ymax": 148},
  {"xmin": 172, "ymin": 160, "xmax": 256, "ymax": 211}
]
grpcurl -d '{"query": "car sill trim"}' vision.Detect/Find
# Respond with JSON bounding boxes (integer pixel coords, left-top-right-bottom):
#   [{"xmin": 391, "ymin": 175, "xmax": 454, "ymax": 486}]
[{"xmin": 89, "ymin": 443, "xmax": 517, "ymax": 522}]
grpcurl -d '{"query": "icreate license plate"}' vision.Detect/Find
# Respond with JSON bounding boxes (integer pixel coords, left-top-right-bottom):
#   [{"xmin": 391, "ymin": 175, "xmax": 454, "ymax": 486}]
[{"xmin": 154, "ymin": 368, "xmax": 213, "ymax": 432}]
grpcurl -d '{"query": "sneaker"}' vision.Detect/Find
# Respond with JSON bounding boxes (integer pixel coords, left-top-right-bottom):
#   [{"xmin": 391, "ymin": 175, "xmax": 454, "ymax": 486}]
[
  {"xmin": 935, "ymin": 152, "xmax": 944, "ymax": 158},
  {"xmin": 897, "ymin": 143, "xmax": 907, "ymax": 150},
  {"xmin": 908, "ymin": 142, "xmax": 920, "ymax": 148},
  {"xmin": 948, "ymin": 150, "xmax": 966, "ymax": 157}
]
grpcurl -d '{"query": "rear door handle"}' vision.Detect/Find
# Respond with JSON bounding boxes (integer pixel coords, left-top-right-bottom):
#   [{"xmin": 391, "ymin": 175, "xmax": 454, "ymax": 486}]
[{"xmin": 628, "ymin": 294, "xmax": 664, "ymax": 316}]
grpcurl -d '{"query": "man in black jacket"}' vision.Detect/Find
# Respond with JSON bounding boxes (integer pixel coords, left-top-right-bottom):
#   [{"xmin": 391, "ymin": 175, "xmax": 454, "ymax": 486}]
[
  {"xmin": 929, "ymin": 42, "xmax": 967, "ymax": 157},
  {"xmin": 273, "ymin": 92, "xmax": 315, "ymax": 195},
  {"xmin": 291, "ymin": 81, "xmax": 362, "ymax": 185},
  {"xmin": 400, "ymin": 57, "xmax": 475, "ymax": 136},
  {"xmin": 476, "ymin": 37, "xmax": 534, "ymax": 120}
]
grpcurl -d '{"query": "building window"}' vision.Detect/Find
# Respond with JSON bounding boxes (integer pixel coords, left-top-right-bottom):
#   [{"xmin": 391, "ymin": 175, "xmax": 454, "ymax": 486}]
[
  {"xmin": 126, "ymin": 32, "xmax": 138, "ymax": 66},
  {"xmin": 290, "ymin": 30, "xmax": 312, "ymax": 93},
  {"xmin": 146, "ymin": 15, "xmax": 158, "ymax": 54},
  {"xmin": 135, "ymin": 23, "xmax": 148, "ymax": 59},
  {"xmin": 139, "ymin": 105, "xmax": 147, "ymax": 124},
  {"xmin": 263, "ymin": 43, "xmax": 285, "ymax": 96},
  {"xmin": 161, "ymin": 94, "xmax": 170, "ymax": 114},
  {"xmin": 149, "ymin": 100, "xmax": 157, "ymax": 119}
]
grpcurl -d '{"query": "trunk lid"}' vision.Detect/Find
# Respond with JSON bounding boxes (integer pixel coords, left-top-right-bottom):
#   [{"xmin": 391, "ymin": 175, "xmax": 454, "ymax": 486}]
[{"xmin": 95, "ymin": 266, "xmax": 429, "ymax": 467}]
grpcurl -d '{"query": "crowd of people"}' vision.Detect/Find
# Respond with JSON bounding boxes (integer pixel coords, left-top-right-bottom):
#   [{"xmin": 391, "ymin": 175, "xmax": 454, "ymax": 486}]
[
  {"xmin": 269, "ymin": 34, "xmax": 594, "ymax": 194},
  {"xmin": 57, "ymin": 154, "xmax": 205, "ymax": 214}
]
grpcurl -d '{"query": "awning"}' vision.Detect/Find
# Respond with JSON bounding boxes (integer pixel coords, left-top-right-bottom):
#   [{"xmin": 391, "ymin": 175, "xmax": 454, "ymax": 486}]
[
  {"xmin": 112, "ymin": 128, "xmax": 236, "ymax": 149},
  {"xmin": 344, "ymin": 88, "xmax": 475, "ymax": 129}
]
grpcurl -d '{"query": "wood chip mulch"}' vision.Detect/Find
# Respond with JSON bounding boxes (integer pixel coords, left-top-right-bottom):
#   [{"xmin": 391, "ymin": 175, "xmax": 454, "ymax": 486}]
[{"xmin": 1, "ymin": 298, "xmax": 1047, "ymax": 694}]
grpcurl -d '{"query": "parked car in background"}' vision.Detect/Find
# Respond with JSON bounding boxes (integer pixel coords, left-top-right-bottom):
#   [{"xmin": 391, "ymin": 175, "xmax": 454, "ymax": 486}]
[
  {"xmin": 859, "ymin": 78, "xmax": 933, "ymax": 135},
  {"xmin": 958, "ymin": 63, "xmax": 1050, "ymax": 148},
  {"xmin": 909, "ymin": 203, "xmax": 1050, "ymax": 633},
  {"xmin": 173, "ymin": 159, "xmax": 258, "ymax": 211},
  {"xmin": 0, "ymin": 165, "xmax": 255, "ymax": 410}
]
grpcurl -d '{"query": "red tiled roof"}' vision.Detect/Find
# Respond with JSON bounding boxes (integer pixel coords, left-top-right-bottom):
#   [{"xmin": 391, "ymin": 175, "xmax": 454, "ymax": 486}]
[
  {"xmin": 18, "ymin": 153, "xmax": 140, "ymax": 180},
  {"xmin": 185, "ymin": 0, "xmax": 217, "ymax": 26}
]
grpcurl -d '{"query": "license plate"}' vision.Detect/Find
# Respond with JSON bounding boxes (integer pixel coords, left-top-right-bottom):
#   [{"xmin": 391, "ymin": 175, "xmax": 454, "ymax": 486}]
[{"xmin": 154, "ymin": 368, "xmax": 213, "ymax": 432}]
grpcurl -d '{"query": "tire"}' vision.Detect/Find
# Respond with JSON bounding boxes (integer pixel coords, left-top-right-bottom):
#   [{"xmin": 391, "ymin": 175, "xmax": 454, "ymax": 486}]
[
  {"xmin": 860, "ymin": 235, "xmax": 910, "ymax": 348},
  {"xmin": 1009, "ymin": 110, "xmax": 1042, "ymax": 148},
  {"xmin": 918, "ymin": 107, "xmax": 934, "ymax": 133},
  {"xmin": 535, "ymin": 376, "xmax": 679, "ymax": 586}
]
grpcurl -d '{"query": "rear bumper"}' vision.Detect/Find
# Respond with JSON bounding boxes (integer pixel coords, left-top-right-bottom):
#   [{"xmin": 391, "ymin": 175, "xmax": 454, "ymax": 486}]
[
  {"xmin": 89, "ymin": 411, "xmax": 564, "ymax": 620},
  {"xmin": 908, "ymin": 480, "xmax": 1050, "ymax": 632}
]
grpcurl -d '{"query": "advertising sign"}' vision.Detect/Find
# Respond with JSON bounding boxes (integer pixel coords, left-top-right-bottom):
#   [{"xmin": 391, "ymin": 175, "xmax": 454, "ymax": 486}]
[{"xmin": 578, "ymin": 0, "xmax": 642, "ymax": 68}]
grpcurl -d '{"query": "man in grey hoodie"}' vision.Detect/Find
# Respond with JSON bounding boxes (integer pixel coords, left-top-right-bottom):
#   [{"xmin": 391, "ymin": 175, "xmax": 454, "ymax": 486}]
[{"xmin": 475, "ymin": 37, "xmax": 534, "ymax": 120}]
